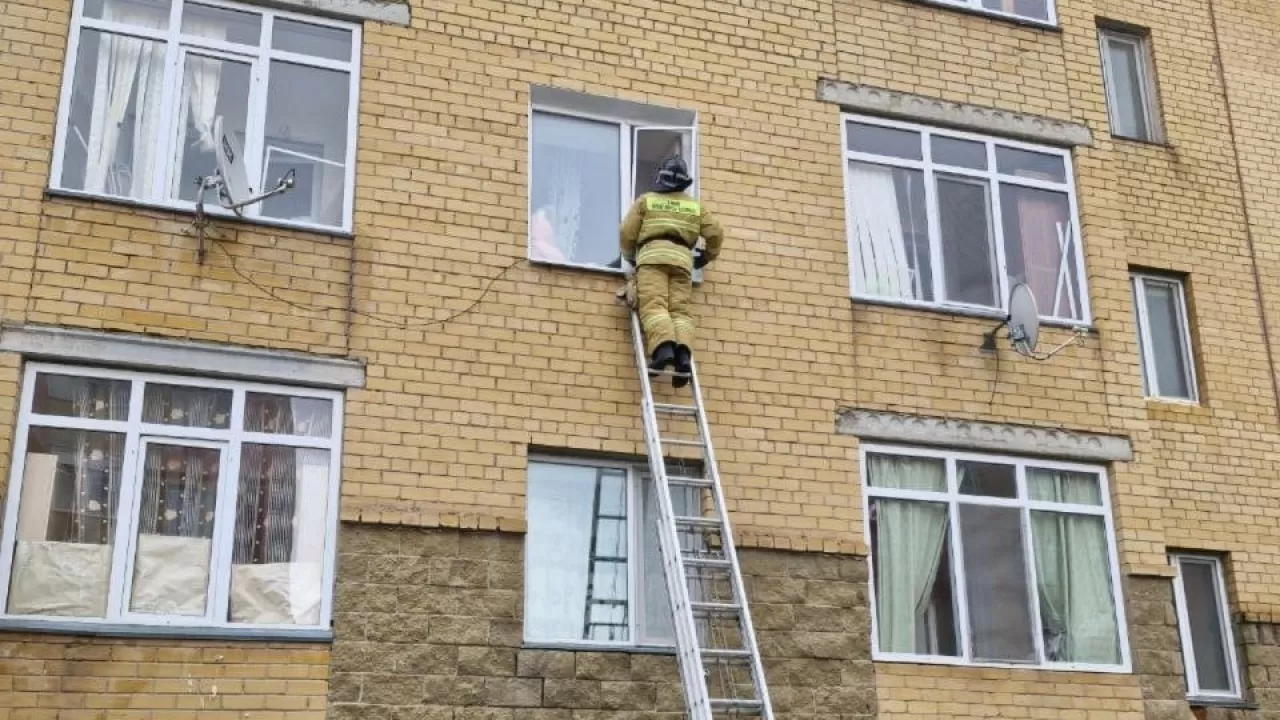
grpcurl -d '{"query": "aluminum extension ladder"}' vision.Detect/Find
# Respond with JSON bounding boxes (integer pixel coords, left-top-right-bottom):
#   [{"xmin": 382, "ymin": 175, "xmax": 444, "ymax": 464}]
[{"xmin": 627, "ymin": 310, "xmax": 774, "ymax": 720}]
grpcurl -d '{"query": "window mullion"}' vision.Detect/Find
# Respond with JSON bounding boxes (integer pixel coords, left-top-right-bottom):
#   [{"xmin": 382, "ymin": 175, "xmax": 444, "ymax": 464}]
[
  {"xmin": 241, "ymin": 16, "xmax": 272, "ymax": 219},
  {"xmin": 946, "ymin": 459, "xmax": 973, "ymax": 662},
  {"xmin": 105, "ymin": 379, "xmax": 148, "ymax": 620},
  {"xmin": 1016, "ymin": 464, "xmax": 1048, "ymax": 664},
  {"xmin": 987, "ymin": 143, "xmax": 1011, "ymax": 314},
  {"xmin": 147, "ymin": 0, "xmax": 186, "ymax": 201},
  {"xmin": 628, "ymin": 466, "xmax": 640, "ymax": 646},
  {"xmin": 921, "ymin": 135, "xmax": 945, "ymax": 304}
]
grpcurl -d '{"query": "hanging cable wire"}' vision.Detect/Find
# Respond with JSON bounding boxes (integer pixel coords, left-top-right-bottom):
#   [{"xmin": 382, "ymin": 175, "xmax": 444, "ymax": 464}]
[{"xmin": 213, "ymin": 242, "xmax": 524, "ymax": 332}]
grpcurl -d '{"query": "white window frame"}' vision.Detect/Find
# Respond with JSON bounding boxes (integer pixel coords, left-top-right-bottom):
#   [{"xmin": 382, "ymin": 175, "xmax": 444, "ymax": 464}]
[
  {"xmin": 841, "ymin": 113, "xmax": 1092, "ymax": 325},
  {"xmin": 50, "ymin": 0, "xmax": 362, "ymax": 233},
  {"xmin": 1099, "ymin": 28, "xmax": 1163, "ymax": 143},
  {"xmin": 860, "ymin": 443, "xmax": 1131, "ymax": 673},
  {"xmin": 526, "ymin": 103, "xmax": 699, "ymax": 275},
  {"xmin": 1131, "ymin": 273, "xmax": 1199, "ymax": 402},
  {"xmin": 522, "ymin": 454, "xmax": 680, "ymax": 649},
  {"xmin": 919, "ymin": 0, "xmax": 1057, "ymax": 26},
  {"xmin": 0, "ymin": 362, "xmax": 344, "ymax": 632},
  {"xmin": 1171, "ymin": 554, "xmax": 1242, "ymax": 700}
]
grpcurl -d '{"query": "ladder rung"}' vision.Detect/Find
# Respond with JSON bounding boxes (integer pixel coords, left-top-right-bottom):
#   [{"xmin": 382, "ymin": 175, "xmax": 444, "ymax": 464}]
[
  {"xmin": 586, "ymin": 599, "xmax": 627, "ymax": 606},
  {"xmin": 710, "ymin": 699, "xmax": 763, "ymax": 714},
  {"xmin": 654, "ymin": 403, "xmax": 697, "ymax": 415},
  {"xmin": 700, "ymin": 648, "xmax": 752, "ymax": 660},
  {"xmin": 661, "ymin": 437, "xmax": 706, "ymax": 448},
  {"xmin": 675, "ymin": 515, "xmax": 722, "ymax": 529},
  {"xmin": 649, "ymin": 368, "xmax": 692, "ymax": 378},
  {"xmin": 667, "ymin": 475, "xmax": 713, "ymax": 488},
  {"xmin": 691, "ymin": 601, "xmax": 741, "ymax": 614},
  {"xmin": 682, "ymin": 556, "xmax": 732, "ymax": 569},
  {"xmin": 591, "ymin": 556, "xmax": 626, "ymax": 563}
]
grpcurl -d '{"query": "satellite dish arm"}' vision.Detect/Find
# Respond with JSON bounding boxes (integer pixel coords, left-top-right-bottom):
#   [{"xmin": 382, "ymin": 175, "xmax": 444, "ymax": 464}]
[
  {"xmin": 219, "ymin": 168, "xmax": 296, "ymax": 212},
  {"xmin": 1019, "ymin": 325, "xmax": 1089, "ymax": 361}
]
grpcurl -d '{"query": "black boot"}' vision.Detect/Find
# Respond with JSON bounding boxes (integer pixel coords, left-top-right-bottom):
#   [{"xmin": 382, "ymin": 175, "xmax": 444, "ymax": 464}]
[
  {"xmin": 672, "ymin": 345, "xmax": 692, "ymax": 388},
  {"xmin": 648, "ymin": 341, "xmax": 677, "ymax": 375}
]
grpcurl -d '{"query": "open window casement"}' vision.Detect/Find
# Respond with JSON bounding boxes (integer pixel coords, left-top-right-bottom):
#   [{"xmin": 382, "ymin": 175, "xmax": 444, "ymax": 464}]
[{"xmin": 627, "ymin": 126, "xmax": 705, "ymax": 282}]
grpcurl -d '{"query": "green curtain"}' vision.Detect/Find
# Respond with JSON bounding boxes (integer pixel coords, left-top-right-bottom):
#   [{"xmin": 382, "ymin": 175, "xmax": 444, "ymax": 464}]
[
  {"xmin": 871, "ymin": 455, "xmax": 949, "ymax": 654},
  {"xmin": 1029, "ymin": 469, "xmax": 1119, "ymax": 664}
]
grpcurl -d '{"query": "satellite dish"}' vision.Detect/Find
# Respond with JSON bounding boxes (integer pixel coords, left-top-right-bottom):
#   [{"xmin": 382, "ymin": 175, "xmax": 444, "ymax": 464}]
[
  {"xmin": 212, "ymin": 116, "xmax": 253, "ymax": 213},
  {"xmin": 1008, "ymin": 283, "xmax": 1040, "ymax": 356}
]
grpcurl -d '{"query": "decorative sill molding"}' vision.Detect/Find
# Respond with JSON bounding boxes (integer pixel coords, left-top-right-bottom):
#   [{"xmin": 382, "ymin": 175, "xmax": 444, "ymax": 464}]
[
  {"xmin": 0, "ymin": 617, "xmax": 332, "ymax": 643},
  {"xmin": 836, "ymin": 408, "xmax": 1132, "ymax": 462},
  {"xmin": 818, "ymin": 78, "xmax": 1093, "ymax": 148},
  {"xmin": 0, "ymin": 324, "xmax": 365, "ymax": 389},
  {"xmin": 240, "ymin": 0, "xmax": 409, "ymax": 24}
]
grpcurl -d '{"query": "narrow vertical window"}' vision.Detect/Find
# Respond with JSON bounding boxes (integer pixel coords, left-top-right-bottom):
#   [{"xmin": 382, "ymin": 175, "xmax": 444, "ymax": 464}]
[
  {"xmin": 1172, "ymin": 555, "xmax": 1241, "ymax": 698},
  {"xmin": 1100, "ymin": 28, "xmax": 1163, "ymax": 142},
  {"xmin": 1132, "ymin": 274, "xmax": 1198, "ymax": 401}
]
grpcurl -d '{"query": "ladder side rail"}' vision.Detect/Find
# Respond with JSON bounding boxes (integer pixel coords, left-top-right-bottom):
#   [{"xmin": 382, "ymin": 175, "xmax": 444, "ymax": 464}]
[
  {"xmin": 687, "ymin": 355, "xmax": 776, "ymax": 720},
  {"xmin": 629, "ymin": 311, "xmax": 713, "ymax": 720}
]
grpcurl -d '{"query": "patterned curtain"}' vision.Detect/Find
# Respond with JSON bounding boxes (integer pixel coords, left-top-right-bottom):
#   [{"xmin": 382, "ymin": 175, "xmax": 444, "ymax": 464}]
[{"xmin": 69, "ymin": 381, "xmax": 127, "ymax": 544}]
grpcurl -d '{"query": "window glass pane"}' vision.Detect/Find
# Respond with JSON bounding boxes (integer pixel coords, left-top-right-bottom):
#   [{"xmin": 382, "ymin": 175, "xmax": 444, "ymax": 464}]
[
  {"xmin": 171, "ymin": 54, "xmax": 252, "ymax": 202},
  {"xmin": 867, "ymin": 453, "xmax": 945, "ymax": 492},
  {"xmin": 1142, "ymin": 280, "xmax": 1194, "ymax": 399},
  {"xmin": 31, "ymin": 373, "xmax": 130, "ymax": 420},
  {"xmin": 1031, "ymin": 512, "xmax": 1120, "ymax": 664},
  {"xmin": 960, "ymin": 504, "xmax": 1037, "ymax": 662},
  {"xmin": 931, "ymin": 136, "xmax": 987, "ymax": 169},
  {"xmin": 6, "ymin": 427, "xmax": 125, "ymax": 617},
  {"xmin": 938, "ymin": 175, "xmax": 998, "ymax": 307},
  {"xmin": 958, "ymin": 461, "xmax": 1016, "ymax": 498},
  {"xmin": 142, "ymin": 384, "xmax": 232, "ymax": 428},
  {"xmin": 273, "ymin": 18, "xmax": 352, "ymax": 61},
  {"xmin": 981, "ymin": 0, "xmax": 1050, "ymax": 21},
  {"xmin": 1181, "ymin": 560, "xmax": 1233, "ymax": 692},
  {"xmin": 847, "ymin": 163, "xmax": 932, "ymax": 302},
  {"xmin": 846, "ymin": 122, "xmax": 923, "ymax": 160},
  {"xmin": 1104, "ymin": 36, "xmax": 1150, "ymax": 139},
  {"xmin": 634, "ymin": 128, "xmax": 689, "ymax": 198},
  {"xmin": 1027, "ymin": 468, "xmax": 1102, "ymax": 505},
  {"xmin": 640, "ymin": 475, "xmax": 699, "ymax": 645},
  {"xmin": 229, "ymin": 446, "xmax": 329, "ymax": 625},
  {"xmin": 526, "ymin": 463, "xmax": 629, "ymax": 643},
  {"xmin": 59, "ymin": 28, "xmax": 167, "ymax": 199},
  {"xmin": 181, "ymin": 3, "xmax": 261, "ymax": 45},
  {"xmin": 245, "ymin": 393, "xmax": 334, "ymax": 438},
  {"xmin": 83, "ymin": 0, "xmax": 170, "ymax": 27},
  {"xmin": 259, "ymin": 61, "xmax": 350, "ymax": 227},
  {"xmin": 996, "ymin": 147, "xmax": 1067, "ymax": 183},
  {"xmin": 870, "ymin": 498, "xmax": 958, "ymax": 655},
  {"xmin": 130, "ymin": 443, "xmax": 222, "ymax": 616},
  {"xmin": 530, "ymin": 113, "xmax": 622, "ymax": 268},
  {"xmin": 1000, "ymin": 186, "xmax": 1080, "ymax": 319}
]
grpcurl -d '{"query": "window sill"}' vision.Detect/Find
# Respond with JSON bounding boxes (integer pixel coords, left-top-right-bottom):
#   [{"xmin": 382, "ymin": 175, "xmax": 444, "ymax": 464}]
[
  {"xmin": 1110, "ymin": 134, "xmax": 1172, "ymax": 149},
  {"xmin": 872, "ymin": 653, "xmax": 1131, "ymax": 674},
  {"xmin": 0, "ymin": 616, "xmax": 332, "ymax": 643},
  {"xmin": 522, "ymin": 640, "xmax": 676, "ymax": 655},
  {"xmin": 1188, "ymin": 696, "xmax": 1255, "ymax": 710},
  {"xmin": 908, "ymin": 0, "xmax": 1060, "ymax": 31},
  {"xmin": 44, "ymin": 187, "xmax": 354, "ymax": 240},
  {"xmin": 850, "ymin": 295, "xmax": 1093, "ymax": 331},
  {"xmin": 529, "ymin": 254, "xmax": 706, "ymax": 284}
]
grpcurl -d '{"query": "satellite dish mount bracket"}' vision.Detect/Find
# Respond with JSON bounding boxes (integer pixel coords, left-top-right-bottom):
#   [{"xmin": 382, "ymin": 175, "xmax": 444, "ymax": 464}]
[{"xmin": 187, "ymin": 168, "xmax": 295, "ymax": 263}]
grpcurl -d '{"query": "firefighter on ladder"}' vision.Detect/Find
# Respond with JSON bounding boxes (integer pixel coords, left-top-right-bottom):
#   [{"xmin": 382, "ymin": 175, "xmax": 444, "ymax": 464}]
[{"xmin": 618, "ymin": 155, "xmax": 725, "ymax": 388}]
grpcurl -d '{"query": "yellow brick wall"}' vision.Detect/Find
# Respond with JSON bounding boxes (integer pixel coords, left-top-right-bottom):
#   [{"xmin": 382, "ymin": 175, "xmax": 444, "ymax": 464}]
[
  {"xmin": 0, "ymin": 634, "xmax": 329, "ymax": 719},
  {"xmin": 2, "ymin": 0, "xmax": 1280, "ymax": 715}
]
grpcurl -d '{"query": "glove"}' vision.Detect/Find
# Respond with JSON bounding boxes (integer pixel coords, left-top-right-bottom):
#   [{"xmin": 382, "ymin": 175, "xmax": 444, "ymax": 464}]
[
  {"xmin": 693, "ymin": 249, "xmax": 709, "ymax": 270},
  {"xmin": 615, "ymin": 273, "xmax": 638, "ymax": 309}
]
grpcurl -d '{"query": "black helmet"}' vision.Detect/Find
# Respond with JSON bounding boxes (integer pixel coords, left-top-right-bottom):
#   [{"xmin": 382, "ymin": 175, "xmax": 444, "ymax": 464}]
[{"xmin": 654, "ymin": 155, "xmax": 692, "ymax": 192}]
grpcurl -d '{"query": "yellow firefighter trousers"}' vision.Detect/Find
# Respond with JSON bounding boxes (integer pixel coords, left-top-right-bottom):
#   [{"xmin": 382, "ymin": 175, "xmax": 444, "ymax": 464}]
[{"xmin": 637, "ymin": 264, "xmax": 694, "ymax": 356}]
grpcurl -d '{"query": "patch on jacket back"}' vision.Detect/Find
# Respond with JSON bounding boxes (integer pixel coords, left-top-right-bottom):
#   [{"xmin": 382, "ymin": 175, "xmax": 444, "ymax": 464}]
[{"xmin": 645, "ymin": 197, "xmax": 700, "ymax": 214}]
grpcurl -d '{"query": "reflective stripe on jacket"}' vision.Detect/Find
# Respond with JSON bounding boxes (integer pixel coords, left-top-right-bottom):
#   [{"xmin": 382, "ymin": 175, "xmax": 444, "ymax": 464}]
[{"xmin": 619, "ymin": 191, "xmax": 725, "ymax": 271}]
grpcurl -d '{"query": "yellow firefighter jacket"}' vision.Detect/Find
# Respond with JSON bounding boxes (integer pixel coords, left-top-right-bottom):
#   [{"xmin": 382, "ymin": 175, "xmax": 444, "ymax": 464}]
[{"xmin": 620, "ymin": 191, "xmax": 725, "ymax": 272}]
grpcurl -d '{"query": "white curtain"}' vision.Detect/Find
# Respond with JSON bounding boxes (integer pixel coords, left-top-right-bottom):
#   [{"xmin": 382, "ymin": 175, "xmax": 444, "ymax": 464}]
[
  {"xmin": 848, "ymin": 163, "xmax": 915, "ymax": 300},
  {"xmin": 524, "ymin": 466, "xmax": 602, "ymax": 642},
  {"xmin": 872, "ymin": 455, "xmax": 949, "ymax": 654},
  {"xmin": 173, "ymin": 16, "xmax": 227, "ymax": 197},
  {"xmin": 1030, "ymin": 469, "xmax": 1120, "ymax": 664},
  {"xmin": 83, "ymin": 0, "xmax": 167, "ymax": 196}
]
